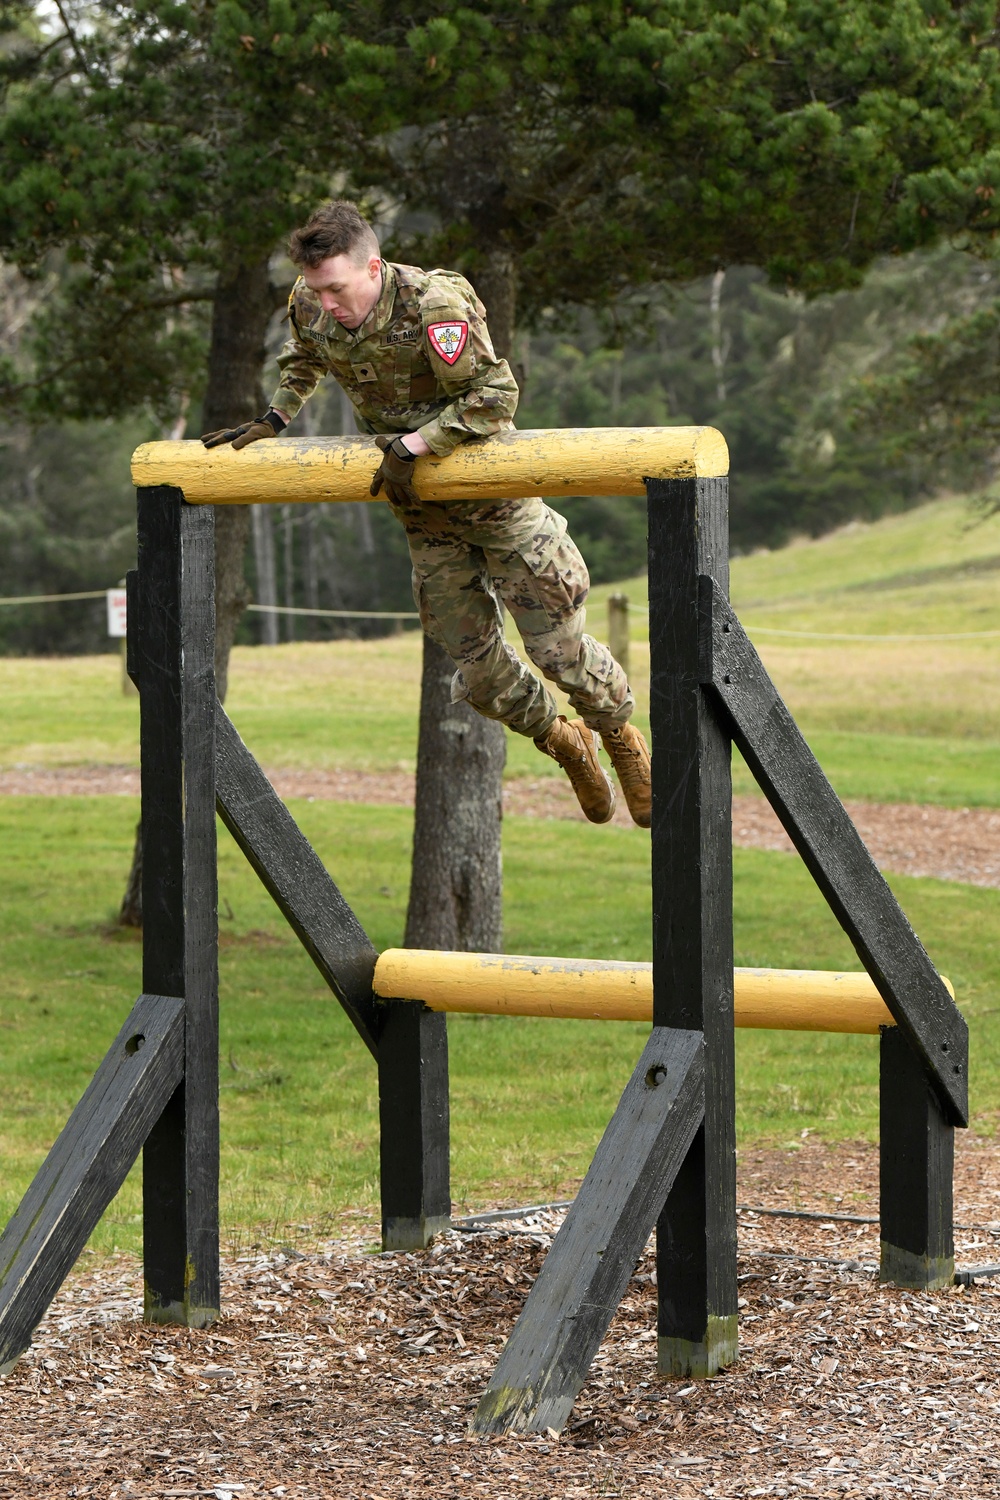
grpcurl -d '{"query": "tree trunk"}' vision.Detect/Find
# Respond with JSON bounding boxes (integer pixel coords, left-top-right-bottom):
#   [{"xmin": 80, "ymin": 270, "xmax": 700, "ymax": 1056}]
[
  {"xmin": 202, "ymin": 255, "xmax": 276, "ymax": 699},
  {"xmin": 402, "ymin": 253, "xmax": 515, "ymax": 953},
  {"xmin": 118, "ymin": 254, "xmax": 277, "ymax": 927},
  {"xmin": 709, "ymin": 268, "xmax": 729, "ymax": 405},
  {"xmin": 473, "ymin": 247, "xmax": 517, "ymax": 370},
  {"xmin": 118, "ymin": 821, "xmax": 143, "ymax": 928},
  {"xmin": 403, "ymin": 635, "xmax": 505, "ymax": 951},
  {"xmin": 303, "ymin": 506, "xmax": 318, "ymax": 637},
  {"xmin": 337, "ymin": 390, "xmax": 380, "ymax": 609},
  {"xmin": 251, "ymin": 507, "xmax": 280, "ymax": 645},
  {"xmin": 281, "ymin": 503, "xmax": 296, "ymax": 641}
]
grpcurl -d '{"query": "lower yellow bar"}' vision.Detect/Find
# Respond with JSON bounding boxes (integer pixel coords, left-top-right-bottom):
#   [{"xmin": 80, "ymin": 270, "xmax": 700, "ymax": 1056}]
[{"xmin": 373, "ymin": 950, "xmax": 953, "ymax": 1034}]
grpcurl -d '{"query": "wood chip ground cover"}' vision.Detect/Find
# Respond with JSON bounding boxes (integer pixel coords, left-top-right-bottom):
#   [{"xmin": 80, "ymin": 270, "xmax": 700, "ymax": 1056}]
[
  {"xmin": 3, "ymin": 1139, "xmax": 1000, "ymax": 1497},
  {"xmin": 2, "ymin": 767, "xmax": 999, "ymax": 889}
]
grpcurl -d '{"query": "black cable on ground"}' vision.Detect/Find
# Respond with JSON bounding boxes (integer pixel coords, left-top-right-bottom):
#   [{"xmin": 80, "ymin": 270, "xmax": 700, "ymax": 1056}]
[
  {"xmin": 452, "ymin": 1201, "xmax": 1000, "ymax": 1285},
  {"xmin": 738, "ymin": 1204, "xmax": 998, "ymax": 1234},
  {"xmin": 739, "ymin": 1204, "xmax": 878, "ymax": 1226},
  {"xmin": 453, "ymin": 1201, "xmax": 573, "ymax": 1229}
]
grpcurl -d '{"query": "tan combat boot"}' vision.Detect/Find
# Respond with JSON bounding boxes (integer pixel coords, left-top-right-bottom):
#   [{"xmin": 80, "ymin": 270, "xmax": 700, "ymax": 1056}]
[
  {"xmin": 601, "ymin": 723, "xmax": 652, "ymax": 828},
  {"xmin": 534, "ymin": 716, "xmax": 616, "ymax": 824}
]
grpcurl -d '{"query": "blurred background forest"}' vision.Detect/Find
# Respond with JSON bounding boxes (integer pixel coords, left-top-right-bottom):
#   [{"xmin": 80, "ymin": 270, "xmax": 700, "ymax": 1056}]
[
  {"xmin": 5, "ymin": 0, "xmax": 1000, "ymax": 656},
  {"xmin": 5, "ymin": 240, "xmax": 1000, "ymax": 657}
]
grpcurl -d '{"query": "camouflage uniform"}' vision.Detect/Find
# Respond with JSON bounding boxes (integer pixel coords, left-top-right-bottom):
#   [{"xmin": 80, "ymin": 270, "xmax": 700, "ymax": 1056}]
[{"xmin": 270, "ymin": 261, "xmax": 633, "ymax": 738}]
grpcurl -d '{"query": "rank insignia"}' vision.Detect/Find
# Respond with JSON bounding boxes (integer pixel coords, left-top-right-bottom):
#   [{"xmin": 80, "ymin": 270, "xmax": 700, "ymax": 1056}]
[{"xmin": 427, "ymin": 321, "xmax": 469, "ymax": 365}]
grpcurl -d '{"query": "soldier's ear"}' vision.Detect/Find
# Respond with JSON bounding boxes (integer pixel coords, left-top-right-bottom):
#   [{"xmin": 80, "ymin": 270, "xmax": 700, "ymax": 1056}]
[{"xmin": 367, "ymin": 255, "xmax": 381, "ymax": 279}]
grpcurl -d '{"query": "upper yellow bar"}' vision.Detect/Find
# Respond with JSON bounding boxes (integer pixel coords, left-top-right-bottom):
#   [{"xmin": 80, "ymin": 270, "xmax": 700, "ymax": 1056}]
[{"xmin": 130, "ymin": 426, "xmax": 729, "ymax": 506}]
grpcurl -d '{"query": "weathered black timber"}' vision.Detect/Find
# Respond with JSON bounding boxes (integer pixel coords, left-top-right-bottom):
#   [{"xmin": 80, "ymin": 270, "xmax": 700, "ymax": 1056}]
[
  {"xmin": 648, "ymin": 476, "xmax": 738, "ymax": 1379},
  {"xmin": 136, "ymin": 487, "xmax": 220, "ymax": 1327},
  {"xmin": 125, "ymin": 568, "xmax": 139, "ymax": 687},
  {"xmin": 377, "ymin": 1001, "xmax": 450, "ymax": 1250},
  {"xmin": 880, "ymin": 1025, "xmax": 955, "ymax": 1288},
  {"xmin": 0, "ymin": 994, "xmax": 184, "ymax": 1371},
  {"xmin": 473, "ymin": 1028, "xmax": 705, "ymax": 1435},
  {"xmin": 701, "ymin": 577, "xmax": 968, "ymax": 1126},
  {"xmin": 215, "ymin": 706, "xmax": 380, "ymax": 1056}
]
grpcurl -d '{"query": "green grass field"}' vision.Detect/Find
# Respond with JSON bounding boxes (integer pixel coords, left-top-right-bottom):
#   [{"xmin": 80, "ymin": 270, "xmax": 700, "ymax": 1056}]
[
  {"xmin": 2, "ymin": 495, "xmax": 997, "ymax": 802},
  {"xmin": 0, "ymin": 494, "xmax": 997, "ymax": 1252},
  {"xmin": 2, "ymin": 797, "xmax": 998, "ymax": 1257}
]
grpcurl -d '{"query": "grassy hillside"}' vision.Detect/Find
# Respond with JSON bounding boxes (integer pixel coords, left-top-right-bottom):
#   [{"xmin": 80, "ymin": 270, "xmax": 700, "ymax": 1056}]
[
  {"xmin": 1, "ymin": 495, "xmax": 998, "ymax": 1241},
  {"xmin": 0, "ymin": 495, "xmax": 996, "ymax": 804},
  {"xmin": 592, "ymin": 493, "xmax": 1000, "ymax": 635}
]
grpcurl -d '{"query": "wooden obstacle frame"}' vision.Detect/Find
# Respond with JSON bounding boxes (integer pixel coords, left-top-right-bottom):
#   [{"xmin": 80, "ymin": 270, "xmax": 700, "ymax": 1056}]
[{"xmin": 0, "ymin": 428, "xmax": 967, "ymax": 1438}]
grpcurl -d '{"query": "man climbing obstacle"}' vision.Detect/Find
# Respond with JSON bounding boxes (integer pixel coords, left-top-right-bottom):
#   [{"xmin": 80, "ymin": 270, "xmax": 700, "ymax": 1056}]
[{"xmin": 202, "ymin": 201, "xmax": 652, "ymax": 827}]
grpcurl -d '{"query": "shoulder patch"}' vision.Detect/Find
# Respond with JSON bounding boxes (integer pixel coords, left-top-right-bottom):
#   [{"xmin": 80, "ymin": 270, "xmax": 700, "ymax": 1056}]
[
  {"xmin": 290, "ymin": 279, "xmax": 323, "ymax": 329},
  {"xmin": 427, "ymin": 321, "xmax": 469, "ymax": 366}
]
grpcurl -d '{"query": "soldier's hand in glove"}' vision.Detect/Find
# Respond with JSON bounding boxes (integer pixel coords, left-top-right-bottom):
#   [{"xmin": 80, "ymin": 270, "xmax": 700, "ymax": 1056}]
[
  {"xmin": 201, "ymin": 409, "xmax": 288, "ymax": 450},
  {"xmin": 369, "ymin": 435, "xmax": 419, "ymax": 504}
]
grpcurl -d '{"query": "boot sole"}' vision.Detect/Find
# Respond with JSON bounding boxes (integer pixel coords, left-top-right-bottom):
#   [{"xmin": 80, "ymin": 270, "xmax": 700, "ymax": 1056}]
[
  {"xmin": 580, "ymin": 729, "xmax": 616, "ymax": 824},
  {"xmin": 625, "ymin": 803, "xmax": 652, "ymax": 830},
  {"xmin": 601, "ymin": 731, "xmax": 651, "ymax": 829},
  {"xmin": 582, "ymin": 764, "xmax": 617, "ymax": 824}
]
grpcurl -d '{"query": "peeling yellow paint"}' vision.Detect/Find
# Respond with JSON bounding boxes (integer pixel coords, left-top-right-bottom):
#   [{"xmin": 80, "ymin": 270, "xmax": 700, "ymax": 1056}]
[
  {"xmin": 130, "ymin": 426, "xmax": 730, "ymax": 506},
  {"xmin": 372, "ymin": 950, "xmax": 952, "ymax": 1034}
]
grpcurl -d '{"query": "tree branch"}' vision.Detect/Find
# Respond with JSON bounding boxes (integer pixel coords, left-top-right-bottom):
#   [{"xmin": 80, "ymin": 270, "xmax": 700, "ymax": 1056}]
[
  {"xmin": 0, "ymin": 286, "xmax": 215, "ymax": 402},
  {"xmin": 52, "ymin": 0, "xmax": 94, "ymax": 83},
  {"xmin": 140, "ymin": 288, "xmax": 217, "ymax": 310}
]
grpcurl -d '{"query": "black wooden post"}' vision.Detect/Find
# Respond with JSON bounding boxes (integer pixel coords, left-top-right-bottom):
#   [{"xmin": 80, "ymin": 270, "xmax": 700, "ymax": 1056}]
[
  {"xmin": 215, "ymin": 707, "xmax": 380, "ymax": 1055},
  {"xmin": 377, "ymin": 1002, "xmax": 451, "ymax": 1250},
  {"xmin": 135, "ymin": 487, "xmax": 220, "ymax": 1328},
  {"xmin": 700, "ymin": 582, "xmax": 964, "ymax": 1286},
  {"xmin": 474, "ymin": 1028, "xmax": 706, "ymax": 1433},
  {"xmin": 0, "ymin": 994, "xmax": 185, "ymax": 1371},
  {"xmin": 648, "ymin": 475, "xmax": 738, "ymax": 1379},
  {"xmin": 880, "ymin": 1027, "xmax": 955, "ymax": 1288},
  {"xmin": 701, "ymin": 581, "xmax": 967, "ymax": 1126}
]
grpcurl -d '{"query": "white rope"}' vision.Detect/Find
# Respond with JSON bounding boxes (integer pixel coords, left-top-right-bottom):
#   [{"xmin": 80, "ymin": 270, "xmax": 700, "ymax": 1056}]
[
  {"xmin": 246, "ymin": 604, "xmax": 418, "ymax": 620},
  {"xmin": 0, "ymin": 590, "xmax": 107, "ymax": 606},
  {"xmin": 3, "ymin": 591, "xmax": 991, "ymax": 637},
  {"xmin": 611, "ymin": 602, "xmax": 999, "ymax": 641},
  {"xmin": 0, "ymin": 591, "xmax": 418, "ymax": 621},
  {"xmin": 741, "ymin": 624, "xmax": 1000, "ymax": 641}
]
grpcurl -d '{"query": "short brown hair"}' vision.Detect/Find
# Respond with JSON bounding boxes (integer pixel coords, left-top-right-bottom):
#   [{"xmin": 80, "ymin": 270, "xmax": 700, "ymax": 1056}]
[{"xmin": 287, "ymin": 201, "xmax": 380, "ymax": 268}]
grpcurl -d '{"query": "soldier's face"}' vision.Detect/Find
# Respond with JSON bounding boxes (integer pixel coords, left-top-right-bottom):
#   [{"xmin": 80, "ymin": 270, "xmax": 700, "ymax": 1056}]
[{"xmin": 301, "ymin": 254, "xmax": 382, "ymax": 328}]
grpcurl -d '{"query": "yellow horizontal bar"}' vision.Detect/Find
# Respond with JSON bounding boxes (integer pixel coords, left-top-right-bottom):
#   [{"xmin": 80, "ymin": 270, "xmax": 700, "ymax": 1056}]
[
  {"xmin": 130, "ymin": 426, "xmax": 729, "ymax": 506},
  {"xmin": 374, "ymin": 950, "xmax": 954, "ymax": 1034}
]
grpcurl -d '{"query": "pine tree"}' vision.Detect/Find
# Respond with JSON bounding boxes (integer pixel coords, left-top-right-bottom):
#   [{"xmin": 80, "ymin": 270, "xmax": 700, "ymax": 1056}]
[{"xmin": 4, "ymin": 0, "xmax": 1000, "ymax": 938}]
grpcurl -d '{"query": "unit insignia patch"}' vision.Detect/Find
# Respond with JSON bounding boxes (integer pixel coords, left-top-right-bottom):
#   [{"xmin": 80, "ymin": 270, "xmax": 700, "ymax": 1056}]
[{"xmin": 427, "ymin": 321, "xmax": 469, "ymax": 365}]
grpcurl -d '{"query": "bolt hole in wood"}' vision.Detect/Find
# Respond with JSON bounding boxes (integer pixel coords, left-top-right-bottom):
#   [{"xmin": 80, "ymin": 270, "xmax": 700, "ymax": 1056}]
[
  {"xmin": 645, "ymin": 1064, "xmax": 668, "ymax": 1089},
  {"xmin": 125, "ymin": 1034, "xmax": 146, "ymax": 1055}
]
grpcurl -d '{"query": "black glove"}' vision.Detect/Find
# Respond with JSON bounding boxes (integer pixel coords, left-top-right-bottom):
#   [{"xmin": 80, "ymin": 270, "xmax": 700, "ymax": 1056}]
[
  {"xmin": 369, "ymin": 434, "xmax": 419, "ymax": 504},
  {"xmin": 201, "ymin": 409, "xmax": 288, "ymax": 450}
]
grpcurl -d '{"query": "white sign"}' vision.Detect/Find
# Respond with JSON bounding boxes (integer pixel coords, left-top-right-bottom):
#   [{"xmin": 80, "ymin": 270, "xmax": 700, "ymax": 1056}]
[{"xmin": 106, "ymin": 588, "xmax": 128, "ymax": 638}]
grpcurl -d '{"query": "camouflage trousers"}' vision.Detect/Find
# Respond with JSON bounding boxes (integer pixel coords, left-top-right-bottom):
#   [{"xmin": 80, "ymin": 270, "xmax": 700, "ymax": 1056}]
[{"xmin": 390, "ymin": 493, "xmax": 633, "ymax": 740}]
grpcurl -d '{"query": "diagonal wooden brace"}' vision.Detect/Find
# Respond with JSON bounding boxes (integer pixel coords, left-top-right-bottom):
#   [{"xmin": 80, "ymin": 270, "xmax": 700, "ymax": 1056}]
[
  {"xmin": 215, "ymin": 705, "xmax": 380, "ymax": 1056},
  {"xmin": 699, "ymin": 575, "xmax": 967, "ymax": 1125},
  {"xmin": 0, "ymin": 994, "xmax": 185, "ymax": 1371},
  {"xmin": 472, "ymin": 1028, "xmax": 705, "ymax": 1436}
]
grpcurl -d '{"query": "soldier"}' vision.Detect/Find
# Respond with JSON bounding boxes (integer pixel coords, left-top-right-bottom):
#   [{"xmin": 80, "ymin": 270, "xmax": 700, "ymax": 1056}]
[{"xmin": 202, "ymin": 201, "xmax": 652, "ymax": 827}]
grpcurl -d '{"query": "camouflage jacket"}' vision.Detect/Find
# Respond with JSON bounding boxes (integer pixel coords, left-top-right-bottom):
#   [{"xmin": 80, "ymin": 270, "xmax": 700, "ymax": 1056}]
[{"xmin": 269, "ymin": 261, "xmax": 519, "ymax": 456}]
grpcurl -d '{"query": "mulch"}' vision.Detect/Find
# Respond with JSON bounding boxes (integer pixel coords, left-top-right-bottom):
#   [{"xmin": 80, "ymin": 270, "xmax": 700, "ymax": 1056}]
[
  {"xmin": 3, "ymin": 765, "xmax": 1000, "ymax": 889},
  {"xmin": 4, "ymin": 1135, "xmax": 1000, "ymax": 1498}
]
